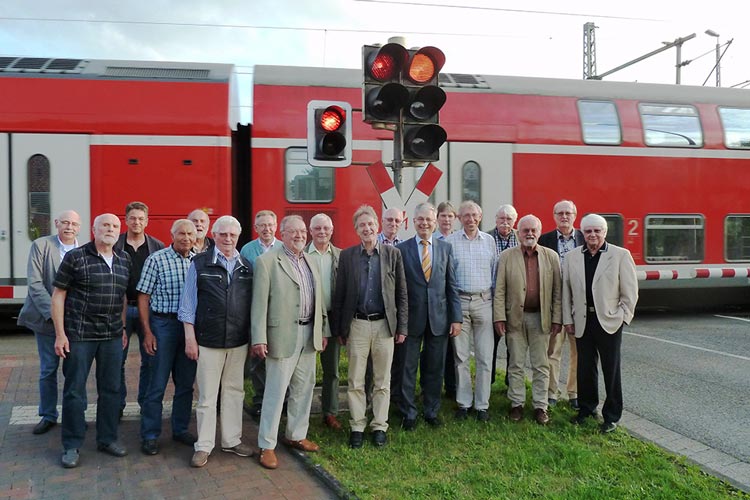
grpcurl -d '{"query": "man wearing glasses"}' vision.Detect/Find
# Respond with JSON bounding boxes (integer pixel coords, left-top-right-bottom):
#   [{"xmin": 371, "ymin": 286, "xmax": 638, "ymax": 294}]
[
  {"xmin": 18, "ymin": 210, "xmax": 81, "ymax": 435},
  {"xmin": 539, "ymin": 200, "xmax": 585, "ymax": 409},
  {"xmin": 378, "ymin": 207, "xmax": 405, "ymax": 246}
]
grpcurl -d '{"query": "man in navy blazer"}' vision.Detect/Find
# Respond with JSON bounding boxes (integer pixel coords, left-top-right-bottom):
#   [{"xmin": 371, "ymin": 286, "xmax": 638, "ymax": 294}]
[
  {"xmin": 395, "ymin": 203, "xmax": 462, "ymax": 430},
  {"xmin": 538, "ymin": 199, "xmax": 585, "ymax": 409}
]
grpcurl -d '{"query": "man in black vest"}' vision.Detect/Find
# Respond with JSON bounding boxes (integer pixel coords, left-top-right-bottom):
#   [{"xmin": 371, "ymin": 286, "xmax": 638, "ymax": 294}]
[{"xmin": 178, "ymin": 215, "xmax": 254, "ymax": 468}]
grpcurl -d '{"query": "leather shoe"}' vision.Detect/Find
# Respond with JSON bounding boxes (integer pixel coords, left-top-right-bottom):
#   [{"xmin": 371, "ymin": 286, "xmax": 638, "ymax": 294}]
[
  {"xmin": 97, "ymin": 441, "xmax": 128, "ymax": 457},
  {"xmin": 569, "ymin": 398, "xmax": 580, "ymax": 410},
  {"xmin": 601, "ymin": 421, "xmax": 617, "ymax": 434},
  {"xmin": 191, "ymin": 450, "xmax": 209, "ymax": 468},
  {"xmin": 33, "ymin": 419, "xmax": 56, "ymax": 435},
  {"xmin": 349, "ymin": 431, "xmax": 364, "ymax": 449},
  {"xmin": 259, "ymin": 448, "xmax": 278, "ymax": 469},
  {"xmin": 372, "ymin": 430, "xmax": 387, "ymax": 447},
  {"xmin": 509, "ymin": 406, "xmax": 524, "ymax": 422},
  {"xmin": 172, "ymin": 432, "xmax": 197, "ymax": 446},
  {"xmin": 402, "ymin": 418, "xmax": 416, "ymax": 431},
  {"xmin": 282, "ymin": 438, "xmax": 320, "ymax": 452},
  {"xmin": 476, "ymin": 410, "xmax": 490, "ymax": 422},
  {"xmin": 221, "ymin": 442, "xmax": 255, "ymax": 457},
  {"xmin": 571, "ymin": 412, "xmax": 596, "ymax": 425},
  {"xmin": 534, "ymin": 408, "xmax": 550, "ymax": 425},
  {"xmin": 424, "ymin": 416, "xmax": 442, "ymax": 428},
  {"xmin": 454, "ymin": 407, "xmax": 469, "ymax": 420},
  {"xmin": 61, "ymin": 448, "xmax": 79, "ymax": 468},
  {"xmin": 141, "ymin": 439, "xmax": 159, "ymax": 455},
  {"xmin": 323, "ymin": 414, "xmax": 342, "ymax": 431}
]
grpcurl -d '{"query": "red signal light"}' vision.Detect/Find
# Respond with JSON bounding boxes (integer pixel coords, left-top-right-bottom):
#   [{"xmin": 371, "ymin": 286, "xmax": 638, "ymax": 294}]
[
  {"xmin": 408, "ymin": 54, "xmax": 436, "ymax": 84},
  {"xmin": 371, "ymin": 53, "xmax": 398, "ymax": 81},
  {"xmin": 320, "ymin": 107, "xmax": 344, "ymax": 132}
]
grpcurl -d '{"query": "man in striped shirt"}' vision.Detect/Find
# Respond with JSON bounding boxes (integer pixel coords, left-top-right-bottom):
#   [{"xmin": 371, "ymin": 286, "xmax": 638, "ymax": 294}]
[{"xmin": 137, "ymin": 219, "xmax": 198, "ymax": 456}]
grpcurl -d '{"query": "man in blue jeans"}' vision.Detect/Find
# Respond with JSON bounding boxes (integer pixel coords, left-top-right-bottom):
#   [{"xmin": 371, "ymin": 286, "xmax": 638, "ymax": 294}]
[
  {"xmin": 17, "ymin": 210, "xmax": 81, "ymax": 435},
  {"xmin": 136, "ymin": 219, "xmax": 198, "ymax": 455},
  {"xmin": 52, "ymin": 213, "xmax": 131, "ymax": 468}
]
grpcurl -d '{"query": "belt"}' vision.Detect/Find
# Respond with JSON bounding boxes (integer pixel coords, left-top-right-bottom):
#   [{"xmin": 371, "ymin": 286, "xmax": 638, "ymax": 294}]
[
  {"xmin": 524, "ymin": 307, "xmax": 540, "ymax": 313},
  {"xmin": 587, "ymin": 306, "xmax": 596, "ymax": 313},
  {"xmin": 354, "ymin": 312, "xmax": 385, "ymax": 321},
  {"xmin": 127, "ymin": 300, "xmax": 138, "ymax": 306},
  {"xmin": 152, "ymin": 311, "xmax": 178, "ymax": 320},
  {"xmin": 458, "ymin": 289, "xmax": 490, "ymax": 297},
  {"xmin": 298, "ymin": 319, "xmax": 312, "ymax": 325}
]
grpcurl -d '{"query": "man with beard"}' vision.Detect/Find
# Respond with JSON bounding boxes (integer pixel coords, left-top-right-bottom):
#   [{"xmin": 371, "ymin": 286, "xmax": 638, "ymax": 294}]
[
  {"xmin": 52, "ymin": 213, "xmax": 131, "ymax": 468},
  {"xmin": 188, "ymin": 208, "xmax": 214, "ymax": 254},
  {"xmin": 494, "ymin": 215, "xmax": 561, "ymax": 425}
]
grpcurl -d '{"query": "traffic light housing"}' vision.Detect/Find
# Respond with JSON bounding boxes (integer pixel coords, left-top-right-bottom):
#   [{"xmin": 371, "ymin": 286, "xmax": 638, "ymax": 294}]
[
  {"xmin": 307, "ymin": 100, "xmax": 352, "ymax": 167},
  {"xmin": 363, "ymin": 43, "xmax": 409, "ymax": 125},
  {"xmin": 401, "ymin": 46, "xmax": 446, "ymax": 163}
]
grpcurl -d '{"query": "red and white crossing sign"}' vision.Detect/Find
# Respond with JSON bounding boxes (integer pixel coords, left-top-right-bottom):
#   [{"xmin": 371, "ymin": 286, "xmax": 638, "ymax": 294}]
[{"xmin": 366, "ymin": 161, "xmax": 442, "ymax": 212}]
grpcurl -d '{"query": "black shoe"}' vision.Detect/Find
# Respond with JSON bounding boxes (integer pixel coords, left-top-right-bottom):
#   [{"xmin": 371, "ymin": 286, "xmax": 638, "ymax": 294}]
[
  {"xmin": 141, "ymin": 439, "xmax": 159, "ymax": 456},
  {"xmin": 424, "ymin": 416, "xmax": 443, "ymax": 428},
  {"xmin": 454, "ymin": 407, "xmax": 469, "ymax": 420},
  {"xmin": 569, "ymin": 398, "xmax": 580, "ymax": 410},
  {"xmin": 61, "ymin": 448, "xmax": 79, "ymax": 468},
  {"xmin": 349, "ymin": 431, "xmax": 364, "ymax": 449},
  {"xmin": 600, "ymin": 421, "xmax": 617, "ymax": 434},
  {"xmin": 548, "ymin": 398, "xmax": 557, "ymax": 407},
  {"xmin": 372, "ymin": 430, "xmax": 387, "ymax": 447},
  {"xmin": 119, "ymin": 408, "xmax": 124, "ymax": 421},
  {"xmin": 244, "ymin": 402, "xmax": 262, "ymax": 419},
  {"xmin": 172, "ymin": 432, "xmax": 197, "ymax": 446},
  {"xmin": 476, "ymin": 410, "xmax": 490, "ymax": 422},
  {"xmin": 97, "ymin": 441, "xmax": 128, "ymax": 457},
  {"xmin": 571, "ymin": 413, "xmax": 595, "ymax": 425},
  {"xmin": 33, "ymin": 419, "xmax": 56, "ymax": 435},
  {"xmin": 401, "ymin": 418, "xmax": 416, "ymax": 431}
]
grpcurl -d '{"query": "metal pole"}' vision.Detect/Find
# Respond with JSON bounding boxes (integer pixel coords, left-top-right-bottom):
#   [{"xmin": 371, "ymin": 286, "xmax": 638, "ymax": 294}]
[
  {"xmin": 392, "ymin": 120, "xmax": 403, "ymax": 195},
  {"xmin": 676, "ymin": 42, "xmax": 682, "ymax": 84},
  {"xmin": 715, "ymin": 39, "xmax": 721, "ymax": 87}
]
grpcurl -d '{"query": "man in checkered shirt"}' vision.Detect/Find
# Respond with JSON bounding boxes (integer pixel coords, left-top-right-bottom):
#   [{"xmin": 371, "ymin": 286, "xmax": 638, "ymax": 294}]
[{"xmin": 136, "ymin": 219, "xmax": 198, "ymax": 456}]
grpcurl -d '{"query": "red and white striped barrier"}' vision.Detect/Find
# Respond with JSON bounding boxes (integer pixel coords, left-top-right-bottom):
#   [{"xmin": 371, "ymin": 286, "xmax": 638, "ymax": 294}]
[
  {"xmin": 692, "ymin": 268, "xmax": 750, "ymax": 279},
  {"xmin": 366, "ymin": 161, "xmax": 402, "ymax": 209},
  {"xmin": 0, "ymin": 285, "xmax": 27, "ymax": 300},
  {"xmin": 637, "ymin": 270, "xmax": 679, "ymax": 281},
  {"xmin": 405, "ymin": 163, "xmax": 442, "ymax": 214}
]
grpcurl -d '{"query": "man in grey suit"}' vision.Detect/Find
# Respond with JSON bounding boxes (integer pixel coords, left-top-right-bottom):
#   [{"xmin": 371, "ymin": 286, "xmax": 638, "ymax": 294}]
[
  {"xmin": 538, "ymin": 199, "xmax": 585, "ymax": 409},
  {"xmin": 18, "ymin": 210, "xmax": 81, "ymax": 435},
  {"xmin": 252, "ymin": 215, "xmax": 329, "ymax": 469},
  {"xmin": 331, "ymin": 205, "xmax": 408, "ymax": 449},
  {"xmin": 395, "ymin": 203, "xmax": 461, "ymax": 430},
  {"xmin": 563, "ymin": 213, "xmax": 638, "ymax": 433}
]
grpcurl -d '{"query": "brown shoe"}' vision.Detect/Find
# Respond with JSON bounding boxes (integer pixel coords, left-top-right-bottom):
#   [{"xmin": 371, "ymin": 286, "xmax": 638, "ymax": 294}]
[
  {"xmin": 190, "ymin": 450, "xmax": 209, "ymax": 468},
  {"xmin": 323, "ymin": 414, "xmax": 342, "ymax": 431},
  {"xmin": 509, "ymin": 406, "xmax": 524, "ymax": 422},
  {"xmin": 282, "ymin": 438, "xmax": 320, "ymax": 452},
  {"xmin": 534, "ymin": 408, "xmax": 550, "ymax": 425},
  {"xmin": 259, "ymin": 448, "xmax": 278, "ymax": 469}
]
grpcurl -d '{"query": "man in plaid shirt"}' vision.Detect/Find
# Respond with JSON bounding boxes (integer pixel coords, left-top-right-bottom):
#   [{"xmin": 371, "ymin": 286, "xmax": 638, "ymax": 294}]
[{"xmin": 136, "ymin": 219, "xmax": 198, "ymax": 456}]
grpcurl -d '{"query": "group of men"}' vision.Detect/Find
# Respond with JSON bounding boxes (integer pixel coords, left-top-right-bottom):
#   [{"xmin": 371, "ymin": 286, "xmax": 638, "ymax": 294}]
[{"xmin": 18, "ymin": 196, "xmax": 637, "ymax": 471}]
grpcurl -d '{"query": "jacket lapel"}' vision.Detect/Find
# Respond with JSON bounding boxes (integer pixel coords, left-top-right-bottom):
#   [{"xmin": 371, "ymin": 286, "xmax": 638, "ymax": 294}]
[
  {"xmin": 593, "ymin": 248, "xmax": 614, "ymax": 284},
  {"xmin": 277, "ymin": 249, "xmax": 299, "ymax": 284}
]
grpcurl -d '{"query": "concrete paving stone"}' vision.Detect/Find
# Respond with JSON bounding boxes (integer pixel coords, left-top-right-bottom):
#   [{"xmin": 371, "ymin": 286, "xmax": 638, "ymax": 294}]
[{"xmin": 687, "ymin": 448, "xmax": 739, "ymax": 467}]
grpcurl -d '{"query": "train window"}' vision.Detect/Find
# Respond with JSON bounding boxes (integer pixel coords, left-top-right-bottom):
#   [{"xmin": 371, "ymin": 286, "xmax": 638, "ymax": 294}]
[
  {"xmin": 718, "ymin": 108, "xmax": 750, "ymax": 149},
  {"xmin": 725, "ymin": 215, "xmax": 750, "ymax": 261},
  {"xmin": 461, "ymin": 161, "xmax": 481, "ymax": 206},
  {"xmin": 598, "ymin": 214, "xmax": 624, "ymax": 247},
  {"xmin": 644, "ymin": 215, "xmax": 704, "ymax": 263},
  {"xmin": 27, "ymin": 154, "xmax": 51, "ymax": 240},
  {"xmin": 577, "ymin": 100, "xmax": 621, "ymax": 145},
  {"xmin": 286, "ymin": 148, "xmax": 334, "ymax": 203},
  {"xmin": 639, "ymin": 104, "xmax": 703, "ymax": 148}
]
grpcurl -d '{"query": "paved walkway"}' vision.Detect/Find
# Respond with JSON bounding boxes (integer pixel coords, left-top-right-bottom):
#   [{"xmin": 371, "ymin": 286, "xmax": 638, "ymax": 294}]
[{"xmin": 0, "ymin": 332, "xmax": 335, "ymax": 500}]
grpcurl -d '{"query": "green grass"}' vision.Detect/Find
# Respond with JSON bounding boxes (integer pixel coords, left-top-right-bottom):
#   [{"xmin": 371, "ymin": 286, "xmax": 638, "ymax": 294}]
[{"xmin": 245, "ymin": 355, "xmax": 748, "ymax": 500}]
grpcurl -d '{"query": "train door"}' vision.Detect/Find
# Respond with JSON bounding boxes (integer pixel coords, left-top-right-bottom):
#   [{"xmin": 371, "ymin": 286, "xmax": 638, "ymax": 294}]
[
  {"xmin": 2, "ymin": 134, "xmax": 90, "ymax": 281},
  {"xmin": 445, "ymin": 142, "xmax": 514, "ymax": 232}
]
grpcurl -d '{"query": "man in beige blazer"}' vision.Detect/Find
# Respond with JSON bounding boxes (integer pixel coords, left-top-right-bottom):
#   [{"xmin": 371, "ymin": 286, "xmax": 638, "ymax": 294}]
[
  {"xmin": 494, "ymin": 215, "xmax": 561, "ymax": 425},
  {"xmin": 251, "ymin": 215, "xmax": 329, "ymax": 469},
  {"xmin": 562, "ymin": 213, "xmax": 638, "ymax": 433}
]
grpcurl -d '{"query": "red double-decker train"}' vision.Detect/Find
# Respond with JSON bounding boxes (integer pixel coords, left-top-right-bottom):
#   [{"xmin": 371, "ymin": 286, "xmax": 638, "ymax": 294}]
[{"xmin": 2, "ymin": 55, "xmax": 749, "ymax": 309}]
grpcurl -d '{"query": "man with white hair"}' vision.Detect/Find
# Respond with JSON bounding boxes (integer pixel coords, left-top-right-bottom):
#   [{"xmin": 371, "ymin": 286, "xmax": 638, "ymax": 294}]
[
  {"xmin": 52, "ymin": 213, "xmax": 131, "ymax": 468},
  {"xmin": 188, "ymin": 208, "xmax": 214, "ymax": 254},
  {"xmin": 378, "ymin": 207, "xmax": 405, "ymax": 246},
  {"xmin": 179, "ymin": 215, "xmax": 255, "ymax": 467},
  {"xmin": 494, "ymin": 215, "xmax": 561, "ymax": 425},
  {"xmin": 563, "ymin": 213, "xmax": 638, "ymax": 434},
  {"xmin": 539, "ymin": 199, "xmax": 585, "ymax": 409}
]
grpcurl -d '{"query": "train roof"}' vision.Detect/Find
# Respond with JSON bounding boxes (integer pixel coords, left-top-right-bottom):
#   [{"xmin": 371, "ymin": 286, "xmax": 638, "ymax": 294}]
[
  {"xmin": 254, "ymin": 64, "xmax": 750, "ymax": 106},
  {"xmin": 0, "ymin": 56, "xmax": 234, "ymax": 82}
]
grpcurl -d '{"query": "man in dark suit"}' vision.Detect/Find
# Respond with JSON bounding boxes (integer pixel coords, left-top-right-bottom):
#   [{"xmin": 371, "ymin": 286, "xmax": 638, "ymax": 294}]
[
  {"xmin": 563, "ymin": 213, "xmax": 638, "ymax": 434},
  {"xmin": 395, "ymin": 203, "xmax": 461, "ymax": 430},
  {"xmin": 538, "ymin": 199, "xmax": 585, "ymax": 409},
  {"xmin": 18, "ymin": 210, "xmax": 81, "ymax": 435},
  {"xmin": 331, "ymin": 205, "xmax": 408, "ymax": 449}
]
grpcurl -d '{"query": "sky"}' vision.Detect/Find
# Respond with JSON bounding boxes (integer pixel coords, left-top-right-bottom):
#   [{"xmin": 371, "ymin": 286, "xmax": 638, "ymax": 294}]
[{"xmin": 2, "ymin": 0, "xmax": 748, "ymax": 124}]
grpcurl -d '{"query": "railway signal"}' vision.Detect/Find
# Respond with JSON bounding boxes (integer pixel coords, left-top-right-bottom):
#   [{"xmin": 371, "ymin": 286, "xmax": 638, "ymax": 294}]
[
  {"xmin": 307, "ymin": 100, "xmax": 352, "ymax": 167},
  {"xmin": 362, "ymin": 43, "xmax": 409, "ymax": 125},
  {"xmin": 402, "ymin": 46, "xmax": 446, "ymax": 162}
]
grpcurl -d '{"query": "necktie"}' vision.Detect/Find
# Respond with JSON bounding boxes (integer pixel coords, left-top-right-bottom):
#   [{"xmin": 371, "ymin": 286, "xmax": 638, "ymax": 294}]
[{"xmin": 421, "ymin": 239, "xmax": 432, "ymax": 282}]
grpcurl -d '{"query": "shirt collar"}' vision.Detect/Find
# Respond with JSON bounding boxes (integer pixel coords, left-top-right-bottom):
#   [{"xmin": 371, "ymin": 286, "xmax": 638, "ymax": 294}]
[
  {"xmin": 213, "ymin": 245, "xmax": 240, "ymax": 263},
  {"xmin": 581, "ymin": 242, "xmax": 608, "ymax": 253},
  {"xmin": 556, "ymin": 229, "xmax": 576, "ymax": 240},
  {"xmin": 414, "ymin": 234, "xmax": 433, "ymax": 245},
  {"xmin": 307, "ymin": 243, "xmax": 332, "ymax": 256},
  {"xmin": 360, "ymin": 242, "xmax": 380, "ymax": 255}
]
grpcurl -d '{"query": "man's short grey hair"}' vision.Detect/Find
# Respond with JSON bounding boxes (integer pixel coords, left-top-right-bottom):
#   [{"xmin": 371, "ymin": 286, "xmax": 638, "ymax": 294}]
[
  {"xmin": 458, "ymin": 200, "xmax": 482, "ymax": 216},
  {"xmin": 211, "ymin": 215, "xmax": 242, "ymax": 235},
  {"xmin": 310, "ymin": 213, "xmax": 333, "ymax": 228},
  {"xmin": 517, "ymin": 214, "xmax": 542, "ymax": 232},
  {"xmin": 93, "ymin": 213, "xmax": 118, "ymax": 228},
  {"xmin": 171, "ymin": 219, "xmax": 196, "ymax": 236},
  {"xmin": 580, "ymin": 213, "xmax": 608, "ymax": 232},
  {"xmin": 280, "ymin": 215, "xmax": 304, "ymax": 233},
  {"xmin": 413, "ymin": 202, "xmax": 436, "ymax": 218},
  {"xmin": 352, "ymin": 205, "xmax": 378, "ymax": 228},
  {"xmin": 553, "ymin": 200, "xmax": 577, "ymax": 214},
  {"xmin": 496, "ymin": 204, "xmax": 518, "ymax": 219}
]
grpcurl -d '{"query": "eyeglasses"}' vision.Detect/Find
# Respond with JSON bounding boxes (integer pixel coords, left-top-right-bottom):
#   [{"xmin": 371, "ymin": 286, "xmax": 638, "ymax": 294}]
[
  {"xmin": 583, "ymin": 228, "xmax": 604, "ymax": 234},
  {"xmin": 255, "ymin": 223, "xmax": 275, "ymax": 229},
  {"xmin": 284, "ymin": 229, "xmax": 307, "ymax": 235},
  {"xmin": 414, "ymin": 217, "xmax": 435, "ymax": 223},
  {"xmin": 216, "ymin": 232, "xmax": 239, "ymax": 239},
  {"xmin": 384, "ymin": 218, "xmax": 403, "ymax": 224},
  {"xmin": 58, "ymin": 220, "xmax": 81, "ymax": 227}
]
